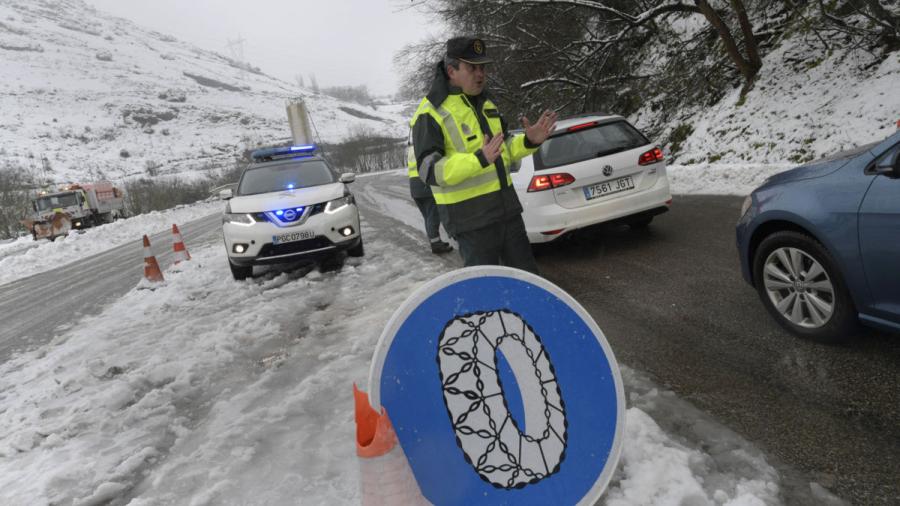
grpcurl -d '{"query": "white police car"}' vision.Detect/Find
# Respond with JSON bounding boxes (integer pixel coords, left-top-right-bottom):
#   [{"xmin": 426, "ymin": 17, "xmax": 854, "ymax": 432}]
[{"xmin": 220, "ymin": 145, "xmax": 363, "ymax": 280}]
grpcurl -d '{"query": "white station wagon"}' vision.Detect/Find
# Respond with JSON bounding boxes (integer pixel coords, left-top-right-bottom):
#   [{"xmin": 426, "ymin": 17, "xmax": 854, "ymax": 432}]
[
  {"xmin": 511, "ymin": 114, "xmax": 672, "ymax": 243},
  {"xmin": 221, "ymin": 145, "xmax": 363, "ymax": 280}
]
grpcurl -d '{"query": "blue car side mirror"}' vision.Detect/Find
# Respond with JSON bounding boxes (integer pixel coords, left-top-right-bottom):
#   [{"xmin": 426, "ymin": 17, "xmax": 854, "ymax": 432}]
[{"xmin": 873, "ymin": 149, "xmax": 900, "ymax": 178}]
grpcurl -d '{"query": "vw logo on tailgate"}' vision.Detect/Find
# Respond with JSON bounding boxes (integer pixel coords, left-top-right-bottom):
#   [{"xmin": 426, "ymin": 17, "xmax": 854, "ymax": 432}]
[{"xmin": 602, "ymin": 165, "xmax": 614, "ymax": 177}]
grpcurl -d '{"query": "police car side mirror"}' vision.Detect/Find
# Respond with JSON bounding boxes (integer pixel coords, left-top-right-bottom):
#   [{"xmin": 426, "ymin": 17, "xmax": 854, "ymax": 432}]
[
  {"xmin": 339, "ymin": 173, "xmax": 356, "ymax": 184},
  {"xmin": 219, "ymin": 189, "xmax": 233, "ymax": 200}
]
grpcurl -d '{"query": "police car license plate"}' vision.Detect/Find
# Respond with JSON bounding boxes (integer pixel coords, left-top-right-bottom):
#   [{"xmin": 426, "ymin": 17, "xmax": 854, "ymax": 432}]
[
  {"xmin": 583, "ymin": 176, "xmax": 635, "ymax": 200},
  {"xmin": 272, "ymin": 230, "xmax": 315, "ymax": 245}
]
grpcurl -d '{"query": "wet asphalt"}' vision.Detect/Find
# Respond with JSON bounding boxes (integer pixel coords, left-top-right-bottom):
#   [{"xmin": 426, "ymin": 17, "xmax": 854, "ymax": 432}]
[{"xmin": 533, "ymin": 194, "xmax": 900, "ymax": 505}]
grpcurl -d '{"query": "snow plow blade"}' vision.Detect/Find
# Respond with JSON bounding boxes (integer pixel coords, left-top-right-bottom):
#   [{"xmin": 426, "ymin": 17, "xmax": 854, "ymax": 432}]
[{"xmin": 27, "ymin": 212, "xmax": 71, "ymax": 241}]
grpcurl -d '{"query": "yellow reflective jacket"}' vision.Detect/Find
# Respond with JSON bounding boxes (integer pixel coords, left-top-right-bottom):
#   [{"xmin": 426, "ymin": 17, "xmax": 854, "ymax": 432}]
[{"xmin": 411, "ymin": 62, "xmax": 538, "ymax": 235}]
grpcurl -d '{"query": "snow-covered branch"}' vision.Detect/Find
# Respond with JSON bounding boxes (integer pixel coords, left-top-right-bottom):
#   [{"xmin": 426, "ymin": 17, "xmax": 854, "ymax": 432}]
[{"xmin": 505, "ymin": 0, "xmax": 700, "ymax": 24}]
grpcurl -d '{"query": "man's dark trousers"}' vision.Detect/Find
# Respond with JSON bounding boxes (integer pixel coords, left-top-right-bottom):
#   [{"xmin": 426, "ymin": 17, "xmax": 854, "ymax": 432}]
[
  {"xmin": 454, "ymin": 215, "xmax": 539, "ymax": 274},
  {"xmin": 414, "ymin": 196, "xmax": 441, "ymax": 242}
]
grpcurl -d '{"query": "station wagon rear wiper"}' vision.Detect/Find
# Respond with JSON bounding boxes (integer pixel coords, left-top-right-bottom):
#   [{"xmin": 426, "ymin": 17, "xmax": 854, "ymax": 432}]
[{"xmin": 595, "ymin": 146, "xmax": 629, "ymax": 158}]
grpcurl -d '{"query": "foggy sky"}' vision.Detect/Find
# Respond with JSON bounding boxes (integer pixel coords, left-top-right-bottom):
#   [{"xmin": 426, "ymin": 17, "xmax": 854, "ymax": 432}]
[{"xmin": 83, "ymin": 0, "xmax": 439, "ymax": 97}]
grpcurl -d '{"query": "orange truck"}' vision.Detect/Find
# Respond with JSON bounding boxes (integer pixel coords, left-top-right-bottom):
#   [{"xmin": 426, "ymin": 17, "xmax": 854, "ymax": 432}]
[{"xmin": 23, "ymin": 182, "xmax": 125, "ymax": 240}]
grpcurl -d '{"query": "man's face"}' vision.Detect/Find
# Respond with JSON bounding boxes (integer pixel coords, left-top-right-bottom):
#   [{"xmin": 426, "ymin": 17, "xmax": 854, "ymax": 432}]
[{"xmin": 448, "ymin": 61, "xmax": 487, "ymax": 96}]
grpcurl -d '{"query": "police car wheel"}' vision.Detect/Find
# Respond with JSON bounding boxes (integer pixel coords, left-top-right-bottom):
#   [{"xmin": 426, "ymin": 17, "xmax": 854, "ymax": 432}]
[
  {"xmin": 229, "ymin": 260, "xmax": 252, "ymax": 280},
  {"xmin": 348, "ymin": 236, "xmax": 364, "ymax": 257}
]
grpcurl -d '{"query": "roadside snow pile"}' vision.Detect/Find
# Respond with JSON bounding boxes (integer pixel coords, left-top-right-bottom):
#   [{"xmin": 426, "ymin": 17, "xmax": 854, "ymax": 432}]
[
  {"xmin": 0, "ymin": 235, "xmax": 439, "ymax": 504},
  {"xmin": 0, "ymin": 200, "xmax": 223, "ymax": 286}
]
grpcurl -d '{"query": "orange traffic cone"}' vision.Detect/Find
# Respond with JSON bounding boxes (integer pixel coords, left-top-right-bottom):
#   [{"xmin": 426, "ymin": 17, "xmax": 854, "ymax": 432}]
[
  {"xmin": 172, "ymin": 224, "xmax": 191, "ymax": 264},
  {"xmin": 354, "ymin": 384, "xmax": 428, "ymax": 505},
  {"xmin": 143, "ymin": 234, "xmax": 165, "ymax": 282}
]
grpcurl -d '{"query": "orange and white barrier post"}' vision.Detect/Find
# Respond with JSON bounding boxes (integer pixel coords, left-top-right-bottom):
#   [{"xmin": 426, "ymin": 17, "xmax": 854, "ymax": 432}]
[
  {"xmin": 172, "ymin": 224, "xmax": 191, "ymax": 264},
  {"xmin": 143, "ymin": 234, "xmax": 165, "ymax": 282},
  {"xmin": 354, "ymin": 384, "xmax": 428, "ymax": 506}
]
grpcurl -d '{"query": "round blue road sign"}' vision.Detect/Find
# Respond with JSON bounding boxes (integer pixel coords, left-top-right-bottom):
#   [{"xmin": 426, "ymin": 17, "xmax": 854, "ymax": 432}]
[{"xmin": 368, "ymin": 266, "xmax": 624, "ymax": 505}]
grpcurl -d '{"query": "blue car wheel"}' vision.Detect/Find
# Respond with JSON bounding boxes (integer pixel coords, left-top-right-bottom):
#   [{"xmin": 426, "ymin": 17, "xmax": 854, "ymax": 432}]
[{"xmin": 752, "ymin": 231, "xmax": 858, "ymax": 343}]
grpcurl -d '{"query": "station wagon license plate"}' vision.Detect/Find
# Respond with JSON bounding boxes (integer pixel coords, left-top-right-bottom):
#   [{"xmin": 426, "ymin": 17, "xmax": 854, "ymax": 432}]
[
  {"xmin": 583, "ymin": 175, "xmax": 635, "ymax": 200},
  {"xmin": 272, "ymin": 230, "xmax": 315, "ymax": 245}
]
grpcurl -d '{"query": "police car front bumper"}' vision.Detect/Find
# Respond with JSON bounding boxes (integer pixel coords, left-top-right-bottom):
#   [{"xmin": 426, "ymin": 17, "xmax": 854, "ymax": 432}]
[{"xmin": 224, "ymin": 204, "xmax": 361, "ymax": 266}]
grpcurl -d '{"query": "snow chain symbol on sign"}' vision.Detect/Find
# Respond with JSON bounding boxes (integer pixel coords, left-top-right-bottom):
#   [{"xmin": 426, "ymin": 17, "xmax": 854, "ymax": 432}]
[{"xmin": 437, "ymin": 309, "xmax": 568, "ymax": 489}]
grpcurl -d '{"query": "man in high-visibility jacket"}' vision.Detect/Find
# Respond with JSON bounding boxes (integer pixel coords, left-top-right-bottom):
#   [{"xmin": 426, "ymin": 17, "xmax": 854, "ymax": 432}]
[
  {"xmin": 411, "ymin": 37, "xmax": 557, "ymax": 274},
  {"xmin": 407, "ymin": 127, "xmax": 454, "ymax": 255}
]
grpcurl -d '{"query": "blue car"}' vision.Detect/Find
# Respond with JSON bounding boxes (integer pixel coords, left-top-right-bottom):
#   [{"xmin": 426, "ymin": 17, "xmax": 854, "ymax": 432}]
[{"xmin": 736, "ymin": 130, "xmax": 900, "ymax": 343}]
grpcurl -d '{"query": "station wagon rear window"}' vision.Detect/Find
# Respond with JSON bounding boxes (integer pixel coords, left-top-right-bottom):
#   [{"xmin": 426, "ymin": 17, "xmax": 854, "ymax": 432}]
[{"xmin": 536, "ymin": 120, "xmax": 649, "ymax": 170}]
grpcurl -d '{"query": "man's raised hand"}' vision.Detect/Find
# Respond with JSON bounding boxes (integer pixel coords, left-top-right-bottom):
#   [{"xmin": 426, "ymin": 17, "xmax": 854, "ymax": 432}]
[{"xmin": 522, "ymin": 110, "xmax": 559, "ymax": 145}]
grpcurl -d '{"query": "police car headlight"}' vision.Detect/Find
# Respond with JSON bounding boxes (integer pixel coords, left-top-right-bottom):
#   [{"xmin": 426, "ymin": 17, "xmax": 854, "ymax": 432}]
[
  {"xmin": 325, "ymin": 194, "xmax": 355, "ymax": 214},
  {"xmin": 223, "ymin": 213, "xmax": 254, "ymax": 226}
]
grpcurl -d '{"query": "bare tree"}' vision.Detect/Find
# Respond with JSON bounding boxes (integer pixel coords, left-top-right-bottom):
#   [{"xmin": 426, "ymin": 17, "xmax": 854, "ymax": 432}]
[
  {"xmin": 0, "ymin": 164, "xmax": 35, "ymax": 239},
  {"xmin": 818, "ymin": 0, "xmax": 900, "ymax": 52},
  {"xmin": 502, "ymin": 0, "xmax": 763, "ymax": 90},
  {"xmin": 393, "ymin": 36, "xmax": 446, "ymax": 101},
  {"xmin": 695, "ymin": 0, "xmax": 761, "ymax": 90}
]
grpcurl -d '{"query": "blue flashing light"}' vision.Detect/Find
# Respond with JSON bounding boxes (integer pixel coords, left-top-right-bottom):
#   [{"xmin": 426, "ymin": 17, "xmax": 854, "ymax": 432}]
[
  {"xmin": 287, "ymin": 183, "xmax": 295, "ymax": 189},
  {"xmin": 265, "ymin": 206, "xmax": 305, "ymax": 223},
  {"xmin": 250, "ymin": 144, "xmax": 318, "ymax": 161}
]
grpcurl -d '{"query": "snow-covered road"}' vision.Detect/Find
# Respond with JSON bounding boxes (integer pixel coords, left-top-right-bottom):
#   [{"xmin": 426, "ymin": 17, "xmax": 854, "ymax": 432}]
[{"xmin": 0, "ymin": 213, "xmax": 223, "ymax": 361}]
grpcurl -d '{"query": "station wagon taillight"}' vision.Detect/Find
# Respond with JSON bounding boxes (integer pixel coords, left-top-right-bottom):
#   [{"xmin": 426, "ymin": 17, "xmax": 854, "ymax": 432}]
[
  {"xmin": 638, "ymin": 147, "xmax": 664, "ymax": 165},
  {"xmin": 528, "ymin": 173, "xmax": 575, "ymax": 192},
  {"xmin": 567, "ymin": 121, "xmax": 599, "ymax": 132}
]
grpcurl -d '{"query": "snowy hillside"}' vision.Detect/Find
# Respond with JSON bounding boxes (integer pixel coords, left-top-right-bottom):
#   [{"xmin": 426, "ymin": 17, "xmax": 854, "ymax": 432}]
[
  {"xmin": 631, "ymin": 13, "xmax": 900, "ymax": 165},
  {"xmin": 0, "ymin": 0, "xmax": 406, "ymax": 184}
]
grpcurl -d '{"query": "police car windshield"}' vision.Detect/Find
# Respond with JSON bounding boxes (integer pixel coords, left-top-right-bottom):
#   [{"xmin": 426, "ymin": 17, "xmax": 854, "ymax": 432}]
[{"xmin": 237, "ymin": 159, "xmax": 336, "ymax": 196}]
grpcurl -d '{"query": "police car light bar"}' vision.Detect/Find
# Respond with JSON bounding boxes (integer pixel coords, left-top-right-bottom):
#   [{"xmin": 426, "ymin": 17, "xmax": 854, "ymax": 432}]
[{"xmin": 250, "ymin": 144, "xmax": 318, "ymax": 161}]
